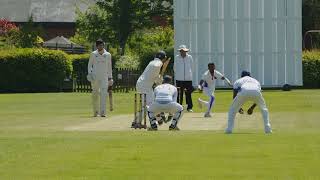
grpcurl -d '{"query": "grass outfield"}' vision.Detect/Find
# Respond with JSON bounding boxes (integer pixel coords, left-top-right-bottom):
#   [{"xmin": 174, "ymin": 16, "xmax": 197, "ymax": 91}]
[{"xmin": 0, "ymin": 90, "xmax": 320, "ymax": 179}]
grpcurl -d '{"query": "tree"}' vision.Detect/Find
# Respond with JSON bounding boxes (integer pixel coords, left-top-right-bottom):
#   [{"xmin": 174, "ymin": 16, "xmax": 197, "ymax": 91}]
[
  {"xmin": 76, "ymin": 0, "xmax": 173, "ymax": 55},
  {"xmin": 16, "ymin": 16, "xmax": 43, "ymax": 48},
  {"xmin": 0, "ymin": 18, "xmax": 18, "ymax": 36}
]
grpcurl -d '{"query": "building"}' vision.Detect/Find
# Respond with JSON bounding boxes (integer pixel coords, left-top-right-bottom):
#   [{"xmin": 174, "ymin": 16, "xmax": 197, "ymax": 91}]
[
  {"xmin": 174, "ymin": 0, "xmax": 302, "ymax": 87},
  {"xmin": 0, "ymin": 0, "xmax": 94, "ymax": 40}
]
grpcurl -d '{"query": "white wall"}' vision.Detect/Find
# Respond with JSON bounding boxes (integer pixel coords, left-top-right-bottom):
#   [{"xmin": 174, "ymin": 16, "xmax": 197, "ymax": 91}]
[{"xmin": 174, "ymin": 0, "xmax": 302, "ymax": 87}]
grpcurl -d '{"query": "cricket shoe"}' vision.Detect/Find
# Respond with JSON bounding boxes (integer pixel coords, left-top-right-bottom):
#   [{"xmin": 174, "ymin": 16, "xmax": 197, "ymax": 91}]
[
  {"xmin": 131, "ymin": 121, "xmax": 140, "ymax": 128},
  {"xmin": 93, "ymin": 111, "xmax": 99, "ymax": 117},
  {"xmin": 265, "ymin": 128, "xmax": 273, "ymax": 134},
  {"xmin": 169, "ymin": 124, "xmax": 180, "ymax": 131},
  {"xmin": 100, "ymin": 111, "xmax": 106, "ymax": 117},
  {"xmin": 204, "ymin": 112, "xmax": 212, "ymax": 118},
  {"xmin": 225, "ymin": 129, "xmax": 232, "ymax": 134}
]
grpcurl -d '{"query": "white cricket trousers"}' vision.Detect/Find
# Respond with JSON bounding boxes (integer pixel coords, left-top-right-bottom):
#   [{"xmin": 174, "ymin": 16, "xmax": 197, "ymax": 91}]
[
  {"xmin": 135, "ymin": 84, "xmax": 154, "ymax": 123},
  {"xmin": 91, "ymin": 79, "xmax": 108, "ymax": 116},
  {"xmin": 198, "ymin": 87, "xmax": 215, "ymax": 114},
  {"xmin": 148, "ymin": 101, "xmax": 184, "ymax": 126},
  {"xmin": 226, "ymin": 90, "xmax": 272, "ymax": 133}
]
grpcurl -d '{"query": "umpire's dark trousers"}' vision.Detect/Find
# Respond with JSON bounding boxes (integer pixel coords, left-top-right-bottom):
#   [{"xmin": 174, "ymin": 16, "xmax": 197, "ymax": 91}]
[{"xmin": 176, "ymin": 80, "xmax": 193, "ymax": 110}]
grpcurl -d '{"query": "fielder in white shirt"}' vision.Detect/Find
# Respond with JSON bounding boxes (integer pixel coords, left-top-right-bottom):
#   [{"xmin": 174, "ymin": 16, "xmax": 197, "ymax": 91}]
[
  {"xmin": 131, "ymin": 51, "xmax": 169, "ymax": 128},
  {"xmin": 198, "ymin": 63, "xmax": 232, "ymax": 117},
  {"xmin": 87, "ymin": 39, "xmax": 113, "ymax": 117},
  {"xmin": 147, "ymin": 75, "xmax": 184, "ymax": 131},
  {"xmin": 225, "ymin": 71, "xmax": 272, "ymax": 134}
]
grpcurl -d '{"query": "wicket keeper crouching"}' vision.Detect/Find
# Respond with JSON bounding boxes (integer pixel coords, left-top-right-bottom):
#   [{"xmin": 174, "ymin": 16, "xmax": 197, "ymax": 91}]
[{"xmin": 147, "ymin": 75, "xmax": 183, "ymax": 131}]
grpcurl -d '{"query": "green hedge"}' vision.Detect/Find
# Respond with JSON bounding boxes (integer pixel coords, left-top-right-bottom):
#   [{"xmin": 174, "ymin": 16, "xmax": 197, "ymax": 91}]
[
  {"xmin": 0, "ymin": 48, "xmax": 71, "ymax": 92},
  {"xmin": 302, "ymin": 51, "xmax": 320, "ymax": 88},
  {"xmin": 68, "ymin": 54, "xmax": 89, "ymax": 80}
]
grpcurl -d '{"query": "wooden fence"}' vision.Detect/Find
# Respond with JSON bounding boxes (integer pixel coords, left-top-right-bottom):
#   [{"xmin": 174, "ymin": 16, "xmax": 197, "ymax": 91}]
[
  {"xmin": 73, "ymin": 68, "xmax": 175, "ymax": 93},
  {"xmin": 73, "ymin": 68, "xmax": 143, "ymax": 93}
]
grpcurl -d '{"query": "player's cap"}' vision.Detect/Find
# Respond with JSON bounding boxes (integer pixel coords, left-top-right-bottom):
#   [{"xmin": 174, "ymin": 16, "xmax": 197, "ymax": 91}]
[
  {"xmin": 208, "ymin": 62, "xmax": 215, "ymax": 66},
  {"xmin": 155, "ymin": 50, "xmax": 167, "ymax": 60},
  {"xmin": 241, "ymin": 71, "xmax": 251, "ymax": 77},
  {"xmin": 178, "ymin": 44, "xmax": 189, "ymax": 52},
  {"xmin": 96, "ymin": 38, "xmax": 104, "ymax": 45},
  {"xmin": 163, "ymin": 75, "xmax": 172, "ymax": 84}
]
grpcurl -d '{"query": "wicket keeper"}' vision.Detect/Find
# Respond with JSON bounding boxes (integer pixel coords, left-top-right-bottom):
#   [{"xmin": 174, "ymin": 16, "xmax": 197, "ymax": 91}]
[{"xmin": 147, "ymin": 75, "xmax": 183, "ymax": 131}]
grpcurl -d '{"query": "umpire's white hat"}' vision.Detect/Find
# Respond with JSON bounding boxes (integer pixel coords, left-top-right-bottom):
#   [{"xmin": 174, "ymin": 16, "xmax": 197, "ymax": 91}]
[{"xmin": 178, "ymin": 44, "xmax": 189, "ymax": 52}]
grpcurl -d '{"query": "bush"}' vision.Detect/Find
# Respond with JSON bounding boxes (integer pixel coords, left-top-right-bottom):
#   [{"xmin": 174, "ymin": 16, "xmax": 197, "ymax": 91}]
[
  {"xmin": 0, "ymin": 48, "xmax": 71, "ymax": 92},
  {"xmin": 115, "ymin": 54, "xmax": 139, "ymax": 69},
  {"xmin": 69, "ymin": 54, "xmax": 90, "ymax": 80},
  {"xmin": 127, "ymin": 27, "xmax": 174, "ymax": 70},
  {"xmin": 302, "ymin": 51, "xmax": 320, "ymax": 88}
]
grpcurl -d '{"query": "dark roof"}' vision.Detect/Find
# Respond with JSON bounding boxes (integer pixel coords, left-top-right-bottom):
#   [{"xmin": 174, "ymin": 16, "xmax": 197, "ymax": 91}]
[{"xmin": 0, "ymin": 0, "xmax": 95, "ymax": 23}]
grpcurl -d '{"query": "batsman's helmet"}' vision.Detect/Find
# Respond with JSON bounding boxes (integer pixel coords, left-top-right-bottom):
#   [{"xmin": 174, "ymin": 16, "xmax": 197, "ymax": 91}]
[
  {"xmin": 155, "ymin": 50, "xmax": 167, "ymax": 60},
  {"xmin": 163, "ymin": 75, "xmax": 172, "ymax": 84},
  {"xmin": 241, "ymin": 71, "xmax": 251, "ymax": 77}
]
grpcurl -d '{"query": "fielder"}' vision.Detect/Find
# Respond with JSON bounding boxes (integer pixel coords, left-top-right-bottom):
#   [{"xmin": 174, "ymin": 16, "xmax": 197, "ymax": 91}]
[
  {"xmin": 87, "ymin": 39, "xmax": 113, "ymax": 117},
  {"xmin": 197, "ymin": 62, "xmax": 232, "ymax": 117},
  {"xmin": 225, "ymin": 71, "xmax": 272, "ymax": 134},
  {"xmin": 147, "ymin": 75, "xmax": 183, "ymax": 131},
  {"xmin": 131, "ymin": 50, "xmax": 169, "ymax": 128}
]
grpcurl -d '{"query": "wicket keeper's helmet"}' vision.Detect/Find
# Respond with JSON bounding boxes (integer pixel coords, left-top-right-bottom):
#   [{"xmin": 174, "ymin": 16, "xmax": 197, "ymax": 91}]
[
  {"xmin": 155, "ymin": 50, "xmax": 167, "ymax": 60},
  {"xmin": 241, "ymin": 71, "xmax": 251, "ymax": 77}
]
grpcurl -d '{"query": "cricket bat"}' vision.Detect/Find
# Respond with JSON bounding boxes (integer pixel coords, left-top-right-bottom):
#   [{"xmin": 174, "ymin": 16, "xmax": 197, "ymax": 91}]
[
  {"xmin": 160, "ymin": 57, "xmax": 171, "ymax": 75},
  {"xmin": 108, "ymin": 86, "xmax": 113, "ymax": 111}
]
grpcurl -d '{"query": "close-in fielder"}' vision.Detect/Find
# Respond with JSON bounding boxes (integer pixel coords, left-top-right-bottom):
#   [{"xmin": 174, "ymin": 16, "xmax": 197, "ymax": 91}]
[
  {"xmin": 131, "ymin": 51, "xmax": 169, "ymax": 128},
  {"xmin": 197, "ymin": 63, "xmax": 232, "ymax": 117},
  {"xmin": 225, "ymin": 71, "xmax": 272, "ymax": 134},
  {"xmin": 147, "ymin": 75, "xmax": 183, "ymax": 131},
  {"xmin": 87, "ymin": 39, "xmax": 113, "ymax": 117}
]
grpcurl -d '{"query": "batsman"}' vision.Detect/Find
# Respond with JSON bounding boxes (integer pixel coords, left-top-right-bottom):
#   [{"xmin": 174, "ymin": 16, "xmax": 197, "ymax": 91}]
[{"xmin": 131, "ymin": 50, "xmax": 170, "ymax": 128}]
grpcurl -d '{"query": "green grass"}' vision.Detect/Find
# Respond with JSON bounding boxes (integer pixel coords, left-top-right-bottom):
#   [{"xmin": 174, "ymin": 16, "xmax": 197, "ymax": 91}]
[{"xmin": 0, "ymin": 90, "xmax": 320, "ymax": 179}]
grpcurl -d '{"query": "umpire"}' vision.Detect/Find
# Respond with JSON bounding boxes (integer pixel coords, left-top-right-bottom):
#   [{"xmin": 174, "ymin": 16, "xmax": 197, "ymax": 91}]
[{"xmin": 174, "ymin": 44, "xmax": 195, "ymax": 112}]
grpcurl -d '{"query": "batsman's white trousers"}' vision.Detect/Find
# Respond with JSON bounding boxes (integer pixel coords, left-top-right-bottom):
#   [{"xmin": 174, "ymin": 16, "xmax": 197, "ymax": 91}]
[
  {"xmin": 135, "ymin": 83, "xmax": 154, "ymax": 123},
  {"xmin": 226, "ymin": 90, "xmax": 272, "ymax": 133},
  {"xmin": 91, "ymin": 79, "xmax": 108, "ymax": 115}
]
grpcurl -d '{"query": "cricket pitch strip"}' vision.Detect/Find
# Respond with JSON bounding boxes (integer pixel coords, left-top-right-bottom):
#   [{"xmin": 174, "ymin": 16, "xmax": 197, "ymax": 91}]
[{"xmin": 64, "ymin": 113, "xmax": 265, "ymax": 132}]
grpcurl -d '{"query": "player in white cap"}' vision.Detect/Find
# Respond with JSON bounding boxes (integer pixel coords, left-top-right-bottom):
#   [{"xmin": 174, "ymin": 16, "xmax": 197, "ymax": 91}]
[
  {"xmin": 197, "ymin": 62, "xmax": 232, "ymax": 117},
  {"xmin": 147, "ymin": 75, "xmax": 184, "ymax": 131},
  {"xmin": 225, "ymin": 71, "xmax": 272, "ymax": 134}
]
